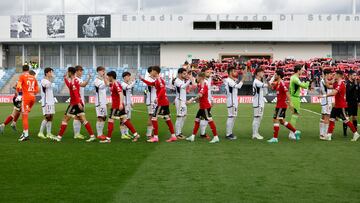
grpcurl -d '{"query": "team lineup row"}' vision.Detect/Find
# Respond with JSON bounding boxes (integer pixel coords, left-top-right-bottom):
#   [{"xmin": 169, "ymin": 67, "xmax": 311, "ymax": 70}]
[{"xmin": 0, "ymin": 64, "xmax": 359, "ymax": 143}]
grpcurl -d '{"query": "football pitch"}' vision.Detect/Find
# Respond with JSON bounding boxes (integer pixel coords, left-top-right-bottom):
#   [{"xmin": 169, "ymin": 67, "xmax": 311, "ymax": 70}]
[{"xmin": 0, "ymin": 103, "xmax": 359, "ymax": 203}]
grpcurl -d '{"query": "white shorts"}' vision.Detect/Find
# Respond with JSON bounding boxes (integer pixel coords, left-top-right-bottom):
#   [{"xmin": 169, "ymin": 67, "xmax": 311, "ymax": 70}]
[
  {"xmin": 227, "ymin": 106, "xmax": 238, "ymax": 117},
  {"xmin": 175, "ymin": 99, "xmax": 187, "ymax": 117},
  {"xmin": 125, "ymin": 104, "xmax": 132, "ymax": 119},
  {"xmin": 147, "ymin": 103, "xmax": 157, "ymax": 115},
  {"xmin": 253, "ymin": 106, "xmax": 264, "ymax": 117},
  {"xmin": 321, "ymin": 104, "xmax": 332, "ymax": 115},
  {"xmin": 42, "ymin": 104, "xmax": 55, "ymax": 115},
  {"xmin": 96, "ymin": 105, "xmax": 107, "ymax": 117}
]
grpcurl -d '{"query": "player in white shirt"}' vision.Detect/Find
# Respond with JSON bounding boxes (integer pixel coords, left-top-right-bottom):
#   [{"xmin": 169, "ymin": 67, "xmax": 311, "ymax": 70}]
[
  {"xmin": 120, "ymin": 71, "xmax": 136, "ymax": 139},
  {"xmin": 252, "ymin": 68, "xmax": 271, "ymax": 140},
  {"xmin": 144, "ymin": 66, "xmax": 157, "ymax": 138},
  {"xmin": 38, "ymin": 67, "xmax": 56, "ymax": 139},
  {"xmin": 199, "ymin": 67, "xmax": 213, "ymax": 140},
  {"xmin": 224, "ymin": 67, "xmax": 246, "ymax": 140},
  {"xmin": 93, "ymin": 66, "xmax": 109, "ymax": 140},
  {"xmin": 173, "ymin": 68, "xmax": 193, "ymax": 139},
  {"xmin": 319, "ymin": 69, "xmax": 333, "ymax": 139},
  {"xmin": 73, "ymin": 65, "xmax": 91, "ymax": 140}
]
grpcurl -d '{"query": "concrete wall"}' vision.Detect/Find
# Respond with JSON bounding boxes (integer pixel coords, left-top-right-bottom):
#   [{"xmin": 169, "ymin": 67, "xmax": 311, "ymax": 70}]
[
  {"xmin": 0, "ymin": 14, "xmax": 360, "ymax": 42},
  {"xmin": 160, "ymin": 43, "xmax": 332, "ymax": 67}
]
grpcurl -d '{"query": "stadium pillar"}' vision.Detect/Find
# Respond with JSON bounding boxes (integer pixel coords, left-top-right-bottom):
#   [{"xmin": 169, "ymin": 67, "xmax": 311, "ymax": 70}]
[
  {"xmin": 137, "ymin": 44, "xmax": 141, "ymax": 69},
  {"xmin": 0, "ymin": 44, "xmax": 3, "ymax": 68},
  {"xmin": 38, "ymin": 44, "xmax": 41, "ymax": 68},
  {"xmin": 60, "ymin": 44, "xmax": 64, "ymax": 68},
  {"xmin": 93, "ymin": 44, "xmax": 96, "ymax": 68},
  {"xmin": 117, "ymin": 45, "xmax": 121, "ymax": 67},
  {"xmin": 22, "ymin": 45, "xmax": 25, "ymax": 65},
  {"xmin": 355, "ymin": 43, "xmax": 357, "ymax": 59},
  {"xmin": 76, "ymin": 44, "xmax": 79, "ymax": 65}
]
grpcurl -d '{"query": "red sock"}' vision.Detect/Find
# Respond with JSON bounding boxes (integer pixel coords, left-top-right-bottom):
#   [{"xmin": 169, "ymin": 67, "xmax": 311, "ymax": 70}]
[
  {"xmin": 192, "ymin": 120, "xmax": 200, "ymax": 135},
  {"xmin": 328, "ymin": 120, "xmax": 335, "ymax": 134},
  {"xmin": 58, "ymin": 122, "xmax": 67, "ymax": 137},
  {"xmin": 22, "ymin": 114, "xmax": 29, "ymax": 131},
  {"xmin": 84, "ymin": 122, "xmax": 94, "ymax": 136},
  {"xmin": 208, "ymin": 120, "xmax": 218, "ymax": 136},
  {"xmin": 13, "ymin": 113, "xmax": 20, "ymax": 122},
  {"xmin": 345, "ymin": 121, "xmax": 357, "ymax": 133},
  {"xmin": 165, "ymin": 119, "xmax": 175, "ymax": 134},
  {"xmin": 273, "ymin": 124, "xmax": 280, "ymax": 138},
  {"xmin": 124, "ymin": 120, "xmax": 137, "ymax": 134},
  {"xmin": 3, "ymin": 115, "xmax": 13, "ymax": 125},
  {"xmin": 284, "ymin": 122, "xmax": 296, "ymax": 133},
  {"xmin": 107, "ymin": 121, "xmax": 114, "ymax": 138},
  {"xmin": 152, "ymin": 120, "xmax": 159, "ymax": 135}
]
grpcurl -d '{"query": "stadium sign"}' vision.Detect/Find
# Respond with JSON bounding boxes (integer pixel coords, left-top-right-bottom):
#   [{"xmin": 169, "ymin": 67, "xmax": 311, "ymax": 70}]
[
  {"xmin": 122, "ymin": 14, "xmax": 184, "ymax": 22},
  {"xmin": 119, "ymin": 14, "xmax": 360, "ymax": 23},
  {"xmin": 204, "ymin": 14, "xmax": 360, "ymax": 22}
]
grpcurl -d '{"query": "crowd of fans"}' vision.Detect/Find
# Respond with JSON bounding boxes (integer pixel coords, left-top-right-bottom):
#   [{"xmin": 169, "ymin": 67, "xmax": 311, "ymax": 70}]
[{"xmin": 180, "ymin": 57, "xmax": 360, "ymax": 90}]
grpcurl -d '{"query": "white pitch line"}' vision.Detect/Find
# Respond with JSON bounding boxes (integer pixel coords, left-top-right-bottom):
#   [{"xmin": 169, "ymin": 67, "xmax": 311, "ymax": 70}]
[{"xmin": 302, "ymin": 108, "xmax": 321, "ymax": 116}]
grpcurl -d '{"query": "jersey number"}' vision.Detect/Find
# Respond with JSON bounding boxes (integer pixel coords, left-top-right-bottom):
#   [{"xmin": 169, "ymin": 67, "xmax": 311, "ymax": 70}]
[{"xmin": 27, "ymin": 80, "xmax": 35, "ymax": 92}]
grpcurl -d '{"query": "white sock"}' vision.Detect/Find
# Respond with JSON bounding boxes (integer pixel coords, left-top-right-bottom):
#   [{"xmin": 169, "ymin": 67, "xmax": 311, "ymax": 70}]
[
  {"xmin": 96, "ymin": 121, "xmax": 104, "ymax": 136},
  {"xmin": 46, "ymin": 121, "xmax": 52, "ymax": 134},
  {"xmin": 73, "ymin": 120, "xmax": 81, "ymax": 135},
  {"xmin": 200, "ymin": 120, "xmax": 208, "ymax": 135},
  {"xmin": 226, "ymin": 117, "xmax": 235, "ymax": 136},
  {"xmin": 257, "ymin": 116, "xmax": 262, "ymax": 134},
  {"xmin": 120, "ymin": 125, "xmax": 126, "ymax": 135},
  {"xmin": 124, "ymin": 127, "xmax": 129, "ymax": 135},
  {"xmin": 324, "ymin": 123, "xmax": 329, "ymax": 135},
  {"xmin": 180, "ymin": 116, "xmax": 186, "ymax": 134},
  {"xmin": 252, "ymin": 117, "xmax": 258, "ymax": 135},
  {"xmin": 39, "ymin": 120, "xmax": 47, "ymax": 134},
  {"xmin": 175, "ymin": 117, "xmax": 182, "ymax": 135},
  {"xmin": 319, "ymin": 122, "xmax": 324, "ymax": 136},
  {"xmin": 23, "ymin": 130, "xmax": 29, "ymax": 137},
  {"xmin": 146, "ymin": 126, "xmax": 153, "ymax": 137}
]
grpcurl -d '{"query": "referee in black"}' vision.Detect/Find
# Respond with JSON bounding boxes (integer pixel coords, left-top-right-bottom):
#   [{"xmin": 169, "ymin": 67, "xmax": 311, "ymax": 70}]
[{"xmin": 343, "ymin": 70, "xmax": 359, "ymax": 136}]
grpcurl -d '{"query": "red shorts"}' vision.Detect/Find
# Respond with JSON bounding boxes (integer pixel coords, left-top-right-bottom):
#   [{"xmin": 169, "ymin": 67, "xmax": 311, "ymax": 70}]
[{"xmin": 22, "ymin": 99, "xmax": 35, "ymax": 114}]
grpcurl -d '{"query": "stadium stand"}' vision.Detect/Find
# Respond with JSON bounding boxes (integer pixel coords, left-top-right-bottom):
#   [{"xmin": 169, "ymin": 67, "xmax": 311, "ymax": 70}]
[
  {"xmin": 0, "ymin": 68, "xmax": 16, "ymax": 91},
  {"xmin": 2, "ymin": 57, "xmax": 359, "ymax": 95}
]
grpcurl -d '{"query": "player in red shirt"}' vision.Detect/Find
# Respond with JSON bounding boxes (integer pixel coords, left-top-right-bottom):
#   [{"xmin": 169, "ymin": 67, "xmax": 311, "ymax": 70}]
[
  {"xmin": 17, "ymin": 65, "xmax": 39, "ymax": 141},
  {"xmin": 268, "ymin": 70, "xmax": 301, "ymax": 143},
  {"xmin": 185, "ymin": 72, "xmax": 219, "ymax": 143},
  {"xmin": 140, "ymin": 66, "xmax": 177, "ymax": 143},
  {"xmin": 100, "ymin": 71, "xmax": 140, "ymax": 143},
  {"xmin": 52, "ymin": 67, "xmax": 96, "ymax": 142},
  {"xmin": 320, "ymin": 70, "xmax": 359, "ymax": 141}
]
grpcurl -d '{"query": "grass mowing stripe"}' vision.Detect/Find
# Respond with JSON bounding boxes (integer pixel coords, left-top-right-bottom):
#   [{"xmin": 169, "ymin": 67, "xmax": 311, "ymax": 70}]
[{"xmin": 0, "ymin": 103, "xmax": 359, "ymax": 202}]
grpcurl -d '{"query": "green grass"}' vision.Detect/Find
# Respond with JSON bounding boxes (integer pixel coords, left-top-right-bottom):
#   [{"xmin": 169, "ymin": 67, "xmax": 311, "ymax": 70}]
[{"xmin": 0, "ymin": 103, "xmax": 359, "ymax": 203}]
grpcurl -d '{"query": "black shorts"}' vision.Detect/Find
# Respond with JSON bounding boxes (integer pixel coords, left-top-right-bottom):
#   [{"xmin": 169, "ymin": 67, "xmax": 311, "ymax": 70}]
[
  {"xmin": 65, "ymin": 104, "xmax": 85, "ymax": 117},
  {"xmin": 346, "ymin": 104, "xmax": 358, "ymax": 117},
  {"xmin": 109, "ymin": 108, "xmax": 126, "ymax": 120},
  {"xmin": 330, "ymin": 108, "xmax": 347, "ymax": 120},
  {"xmin": 12, "ymin": 97, "xmax": 21, "ymax": 111},
  {"xmin": 152, "ymin": 106, "xmax": 170, "ymax": 117},
  {"xmin": 196, "ymin": 108, "xmax": 212, "ymax": 120},
  {"xmin": 273, "ymin": 108, "xmax": 287, "ymax": 119}
]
